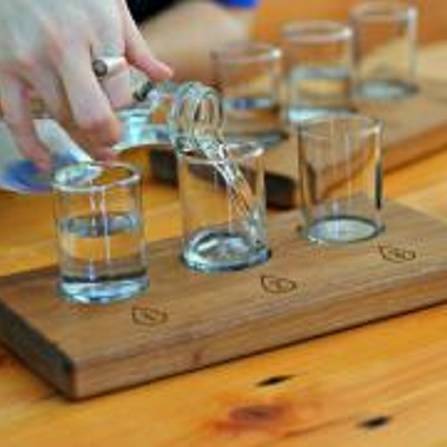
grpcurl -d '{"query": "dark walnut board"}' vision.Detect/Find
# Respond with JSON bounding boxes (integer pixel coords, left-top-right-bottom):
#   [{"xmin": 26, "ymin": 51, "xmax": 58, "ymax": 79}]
[
  {"xmin": 150, "ymin": 90, "xmax": 447, "ymax": 208},
  {"xmin": 2, "ymin": 201, "xmax": 447, "ymax": 399}
]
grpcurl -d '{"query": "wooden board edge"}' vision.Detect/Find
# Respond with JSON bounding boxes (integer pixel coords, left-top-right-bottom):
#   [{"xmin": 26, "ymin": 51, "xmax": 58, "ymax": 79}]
[
  {"xmin": 71, "ymin": 267, "xmax": 447, "ymax": 399},
  {"xmin": 0, "ymin": 300, "xmax": 75, "ymax": 398},
  {"xmin": 383, "ymin": 123, "xmax": 447, "ymax": 171}
]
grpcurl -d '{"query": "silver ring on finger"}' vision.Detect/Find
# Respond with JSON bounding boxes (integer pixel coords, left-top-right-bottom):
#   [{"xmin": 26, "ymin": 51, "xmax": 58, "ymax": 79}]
[{"xmin": 92, "ymin": 56, "xmax": 128, "ymax": 80}]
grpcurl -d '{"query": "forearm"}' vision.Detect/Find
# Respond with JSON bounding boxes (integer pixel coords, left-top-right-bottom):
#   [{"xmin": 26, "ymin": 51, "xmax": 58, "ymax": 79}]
[{"xmin": 139, "ymin": 1, "xmax": 254, "ymax": 83}]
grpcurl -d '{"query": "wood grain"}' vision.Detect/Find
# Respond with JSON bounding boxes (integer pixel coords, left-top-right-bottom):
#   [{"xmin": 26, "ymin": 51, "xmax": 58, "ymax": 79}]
[
  {"xmin": 1, "ymin": 2, "xmax": 447, "ymax": 445},
  {"xmin": 1, "ymin": 201, "xmax": 447, "ymax": 399}
]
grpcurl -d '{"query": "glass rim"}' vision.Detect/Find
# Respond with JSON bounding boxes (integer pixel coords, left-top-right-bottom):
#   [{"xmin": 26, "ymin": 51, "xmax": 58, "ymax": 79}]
[
  {"xmin": 211, "ymin": 41, "xmax": 282, "ymax": 64},
  {"xmin": 178, "ymin": 141, "xmax": 264, "ymax": 165},
  {"xmin": 281, "ymin": 20, "xmax": 353, "ymax": 43},
  {"xmin": 52, "ymin": 161, "xmax": 141, "ymax": 194},
  {"xmin": 298, "ymin": 113, "xmax": 383, "ymax": 140},
  {"xmin": 351, "ymin": 1, "xmax": 417, "ymax": 21}
]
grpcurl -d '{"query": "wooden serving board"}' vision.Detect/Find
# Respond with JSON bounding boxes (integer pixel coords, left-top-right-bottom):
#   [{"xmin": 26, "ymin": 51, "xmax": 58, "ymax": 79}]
[
  {"xmin": 1, "ymin": 200, "xmax": 447, "ymax": 400},
  {"xmin": 149, "ymin": 89, "xmax": 447, "ymax": 208}
]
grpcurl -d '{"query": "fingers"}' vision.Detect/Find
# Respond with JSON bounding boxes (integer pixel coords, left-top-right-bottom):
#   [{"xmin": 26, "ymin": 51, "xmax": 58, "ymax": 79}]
[
  {"xmin": 91, "ymin": 49, "xmax": 133, "ymax": 110},
  {"xmin": 122, "ymin": 6, "xmax": 173, "ymax": 81},
  {"xmin": 28, "ymin": 66, "xmax": 69, "ymax": 121},
  {"xmin": 0, "ymin": 1, "xmax": 172, "ymax": 172},
  {"xmin": 0, "ymin": 74, "xmax": 51, "ymax": 170},
  {"xmin": 98, "ymin": 66, "xmax": 133, "ymax": 111},
  {"xmin": 59, "ymin": 45, "xmax": 121, "ymax": 161},
  {"xmin": 91, "ymin": 17, "xmax": 134, "ymax": 111}
]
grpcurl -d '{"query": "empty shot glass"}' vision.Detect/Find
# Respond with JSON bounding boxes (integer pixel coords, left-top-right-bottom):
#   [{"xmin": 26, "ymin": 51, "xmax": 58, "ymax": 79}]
[
  {"xmin": 211, "ymin": 41, "xmax": 285, "ymax": 147},
  {"xmin": 281, "ymin": 21, "xmax": 354, "ymax": 123},
  {"xmin": 178, "ymin": 141, "xmax": 270, "ymax": 272},
  {"xmin": 53, "ymin": 162, "xmax": 149, "ymax": 303},
  {"xmin": 298, "ymin": 114, "xmax": 384, "ymax": 243},
  {"xmin": 350, "ymin": 1, "xmax": 418, "ymax": 100}
]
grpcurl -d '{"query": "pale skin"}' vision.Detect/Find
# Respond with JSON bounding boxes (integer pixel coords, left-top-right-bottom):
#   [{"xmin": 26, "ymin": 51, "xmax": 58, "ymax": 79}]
[
  {"xmin": 0, "ymin": 0, "xmax": 172, "ymax": 170},
  {"xmin": 0, "ymin": 0, "xmax": 254, "ymax": 170}
]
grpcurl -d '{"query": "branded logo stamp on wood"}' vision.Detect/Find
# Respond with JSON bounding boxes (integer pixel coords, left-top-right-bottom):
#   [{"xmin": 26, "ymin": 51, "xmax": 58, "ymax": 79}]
[
  {"xmin": 260, "ymin": 274, "xmax": 298, "ymax": 294},
  {"xmin": 378, "ymin": 244, "xmax": 417, "ymax": 264},
  {"xmin": 131, "ymin": 307, "xmax": 169, "ymax": 327}
]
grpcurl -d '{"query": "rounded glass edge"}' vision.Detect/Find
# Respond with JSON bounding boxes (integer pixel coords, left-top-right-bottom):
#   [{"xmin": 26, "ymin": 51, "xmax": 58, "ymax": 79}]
[
  {"xmin": 168, "ymin": 81, "xmax": 224, "ymax": 151},
  {"xmin": 297, "ymin": 113, "xmax": 383, "ymax": 141},
  {"xmin": 178, "ymin": 141, "xmax": 265, "ymax": 165},
  {"xmin": 350, "ymin": 1, "xmax": 418, "ymax": 21},
  {"xmin": 211, "ymin": 41, "xmax": 282, "ymax": 64},
  {"xmin": 281, "ymin": 20, "xmax": 353, "ymax": 43},
  {"xmin": 52, "ymin": 161, "xmax": 142, "ymax": 194}
]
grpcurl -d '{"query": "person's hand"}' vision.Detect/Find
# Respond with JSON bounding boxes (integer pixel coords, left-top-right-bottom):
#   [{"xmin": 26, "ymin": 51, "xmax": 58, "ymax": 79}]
[{"xmin": 0, "ymin": 0, "xmax": 172, "ymax": 169}]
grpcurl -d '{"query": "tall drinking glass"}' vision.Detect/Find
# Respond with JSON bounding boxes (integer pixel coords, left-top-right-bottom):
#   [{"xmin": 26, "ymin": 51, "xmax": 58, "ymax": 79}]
[
  {"xmin": 281, "ymin": 21, "xmax": 354, "ymax": 123},
  {"xmin": 350, "ymin": 1, "xmax": 418, "ymax": 100},
  {"xmin": 53, "ymin": 162, "xmax": 149, "ymax": 303},
  {"xmin": 298, "ymin": 114, "xmax": 384, "ymax": 243},
  {"xmin": 212, "ymin": 42, "xmax": 284, "ymax": 146},
  {"xmin": 178, "ymin": 142, "xmax": 270, "ymax": 272}
]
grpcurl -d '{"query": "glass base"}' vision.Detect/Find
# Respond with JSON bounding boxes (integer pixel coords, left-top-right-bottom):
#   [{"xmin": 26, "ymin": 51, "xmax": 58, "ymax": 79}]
[
  {"xmin": 356, "ymin": 80, "xmax": 418, "ymax": 101},
  {"xmin": 59, "ymin": 275, "xmax": 149, "ymax": 304},
  {"xmin": 182, "ymin": 229, "xmax": 270, "ymax": 273},
  {"xmin": 304, "ymin": 215, "xmax": 383, "ymax": 244},
  {"xmin": 287, "ymin": 106, "xmax": 354, "ymax": 124}
]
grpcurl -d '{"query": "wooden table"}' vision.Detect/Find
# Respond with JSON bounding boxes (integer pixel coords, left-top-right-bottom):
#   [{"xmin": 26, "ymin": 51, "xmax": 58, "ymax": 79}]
[
  {"xmin": 3, "ymin": 1, "xmax": 447, "ymax": 442},
  {"xmin": 1, "ymin": 142, "xmax": 447, "ymax": 445}
]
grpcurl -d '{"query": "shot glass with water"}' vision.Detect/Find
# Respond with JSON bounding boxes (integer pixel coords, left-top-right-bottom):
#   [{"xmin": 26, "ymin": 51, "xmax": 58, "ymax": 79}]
[
  {"xmin": 53, "ymin": 162, "xmax": 149, "ymax": 303},
  {"xmin": 281, "ymin": 21, "xmax": 354, "ymax": 123},
  {"xmin": 211, "ymin": 42, "xmax": 285, "ymax": 147},
  {"xmin": 350, "ymin": 1, "xmax": 418, "ymax": 100},
  {"xmin": 298, "ymin": 114, "xmax": 384, "ymax": 243},
  {"xmin": 178, "ymin": 141, "xmax": 270, "ymax": 272}
]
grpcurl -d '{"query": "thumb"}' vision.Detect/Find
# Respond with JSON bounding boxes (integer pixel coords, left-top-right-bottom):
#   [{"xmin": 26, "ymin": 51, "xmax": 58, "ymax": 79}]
[{"xmin": 123, "ymin": 11, "xmax": 173, "ymax": 81}]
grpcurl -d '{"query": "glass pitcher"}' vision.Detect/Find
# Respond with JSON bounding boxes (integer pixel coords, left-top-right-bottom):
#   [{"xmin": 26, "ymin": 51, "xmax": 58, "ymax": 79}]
[
  {"xmin": 117, "ymin": 77, "xmax": 223, "ymax": 152},
  {"xmin": 0, "ymin": 73, "xmax": 224, "ymax": 193}
]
